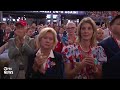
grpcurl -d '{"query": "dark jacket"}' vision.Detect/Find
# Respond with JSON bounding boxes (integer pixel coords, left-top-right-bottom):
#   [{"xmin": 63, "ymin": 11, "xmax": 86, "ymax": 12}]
[
  {"xmin": 98, "ymin": 37, "xmax": 120, "ymax": 79},
  {"xmin": 0, "ymin": 29, "xmax": 5, "ymax": 47},
  {"xmin": 25, "ymin": 51, "xmax": 64, "ymax": 79}
]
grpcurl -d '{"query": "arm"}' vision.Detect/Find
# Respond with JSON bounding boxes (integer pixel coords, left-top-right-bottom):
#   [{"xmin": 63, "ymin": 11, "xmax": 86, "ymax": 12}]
[
  {"xmin": 56, "ymin": 54, "xmax": 65, "ymax": 79},
  {"xmin": 0, "ymin": 42, "xmax": 8, "ymax": 54},
  {"xmin": 25, "ymin": 53, "xmax": 35, "ymax": 79},
  {"xmin": 62, "ymin": 46, "xmax": 84, "ymax": 79},
  {"xmin": 21, "ymin": 38, "xmax": 35, "ymax": 55},
  {"xmin": 8, "ymin": 39, "xmax": 21, "ymax": 59},
  {"xmin": 96, "ymin": 46, "xmax": 107, "ymax": 79},
  {"xmin": 102, "ymin": 51, "xmax": 120, "ymax": 79},
  {"xmin": 64, "ymin": 62, "xmax": 84, "ymax": 79}
]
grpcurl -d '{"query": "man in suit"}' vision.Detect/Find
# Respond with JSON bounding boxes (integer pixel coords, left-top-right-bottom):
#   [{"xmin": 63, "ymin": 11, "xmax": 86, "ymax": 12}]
[{"xmin": 98, "ymin": 15, "xmax": 120, "ymax": 79}]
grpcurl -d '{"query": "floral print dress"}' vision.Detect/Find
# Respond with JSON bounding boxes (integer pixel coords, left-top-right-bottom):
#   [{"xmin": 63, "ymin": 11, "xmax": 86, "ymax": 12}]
[{"xmin": 62, "ymin": 44, "xmax": 107, "ymax": 79}]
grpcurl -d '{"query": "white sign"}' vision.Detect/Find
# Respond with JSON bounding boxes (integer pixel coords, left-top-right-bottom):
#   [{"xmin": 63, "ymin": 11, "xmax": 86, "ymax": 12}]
[{"xmin": 4, "ymin": 67, "xmax": 13, "ymax": 75}]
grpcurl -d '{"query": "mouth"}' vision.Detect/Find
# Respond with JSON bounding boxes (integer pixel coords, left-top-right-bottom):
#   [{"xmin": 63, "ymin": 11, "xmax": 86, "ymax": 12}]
[
  {"xmin": 83, "ymin": 35, "xmax": 89, "ymax": 37},
  {"xmin": 45, "ymin": 44, "xmax": 50, "ymax": 46}
]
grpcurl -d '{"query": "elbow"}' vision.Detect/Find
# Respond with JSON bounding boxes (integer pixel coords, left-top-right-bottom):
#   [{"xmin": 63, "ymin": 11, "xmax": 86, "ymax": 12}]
[{"xmin": 8, "ymin": 53, "xmax": 14, "ymax": 59}]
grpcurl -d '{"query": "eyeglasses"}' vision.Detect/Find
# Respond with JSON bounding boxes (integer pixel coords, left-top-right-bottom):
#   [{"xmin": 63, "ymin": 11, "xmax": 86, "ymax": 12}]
[{"xmin": 67, "ymin": 27, "xmax": 75, "ymax": 30}]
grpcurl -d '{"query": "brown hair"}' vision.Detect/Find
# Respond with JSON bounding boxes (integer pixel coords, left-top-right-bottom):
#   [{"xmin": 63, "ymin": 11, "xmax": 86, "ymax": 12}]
[{"xmin": 77, "ymin": 17, "xmax": 97, "ymax": 47}]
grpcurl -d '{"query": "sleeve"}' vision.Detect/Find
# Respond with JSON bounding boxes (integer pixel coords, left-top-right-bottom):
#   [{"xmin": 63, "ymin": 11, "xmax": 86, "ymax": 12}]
[
  {"xmin": 57, "ymin": 54, "xmax": 65, "ymax": 79},
  {"xmin": 25, "ymin": 53, "xmax": 35, "ymax": 79},
  {"xmin": 97, "ymin": 46, "xmax": 107, "ymax": 65},
  {"xmin": 8, "ymin": 39, "xmax": 21, "ymax": 59},
  {"xmin": 102, "ymin": 51, "xmax": 120, "ymax": 79},
  {"xmin": 22, "ymin": 39, "xmax": 35, "ymax": 55},
  {"xmin": 61, "ymin": 36, "xmax": 68, "ymax": 46},
  {"xmin": 61, "ymin": 45, "xmax": 74, "ymax": 63}
]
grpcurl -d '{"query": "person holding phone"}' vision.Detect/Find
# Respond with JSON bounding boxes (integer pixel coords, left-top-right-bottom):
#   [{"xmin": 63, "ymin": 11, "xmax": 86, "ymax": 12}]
[
  {"xmin": 25, "ymin": 27, "xmax": 64, "ymax": 79},
  {"xmin": 62, "ymin": 17, "xmax": 107, "ymax": 79}
]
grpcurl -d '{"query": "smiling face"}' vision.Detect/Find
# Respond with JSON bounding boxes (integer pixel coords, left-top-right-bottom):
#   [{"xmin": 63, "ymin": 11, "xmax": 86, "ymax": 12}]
[
  {"xmin": 97, "ymin": 28, "xmax": 104, "ymax": 41},
  {"xmin": 40, "ymin": 32, "xmax": 54, "ymax": 50},
  {"xmin": 77, "ymin": 17, "xmax": 97, "ymax": 47},
  {"xmin": 66, "ymin": 22, "xmax": 76, "ymax": 35},
  {"xmin": 80, "ymin": 22, "xmax": 94, "ymax": 41}
]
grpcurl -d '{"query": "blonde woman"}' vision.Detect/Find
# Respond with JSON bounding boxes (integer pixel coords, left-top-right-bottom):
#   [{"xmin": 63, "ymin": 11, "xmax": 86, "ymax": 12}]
[
  {"xmin": 62, "ymin": 17, "xmax": 107, "ymax": 79},
  {"xmin": 26, "ymin": 27, "xmax": 64, "ymax": 79}
]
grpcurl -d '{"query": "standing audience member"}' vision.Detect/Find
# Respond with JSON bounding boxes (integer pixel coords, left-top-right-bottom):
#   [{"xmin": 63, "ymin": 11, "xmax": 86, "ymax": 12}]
[
  {"xmin": 0, "ymin": 22, "xmax": 7, "ymax": 47},
  {"xmin": 61, "ymin": 22, "xmax": 77, "ymax": 46},
  {"xmin": 96, "ymin": 28, "xmax": 104, "ymax": 43},
  {"xmin": 99, "ymin": 15, "xmax": 120, "ymax": 78},
  {"xmin": 8, "ymin": 20, "xmax": 35, "ymax": 79},
  {"xmin": 62, "ymin": 17, "xmax": 107, "ymax": 79},
  {"xmin": 26, "ymin": 27, "xmax": 64, "ymax": 79}
]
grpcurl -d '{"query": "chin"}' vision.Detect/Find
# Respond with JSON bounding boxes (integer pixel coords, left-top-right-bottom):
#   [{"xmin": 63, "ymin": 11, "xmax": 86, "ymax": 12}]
[
  {"xmin": 83, "ymin": 38, "xmax": 91, "ymax": 41},
  {"xmin": 43, "ymin": 46, "xmax": 51, "ymax": 49}
]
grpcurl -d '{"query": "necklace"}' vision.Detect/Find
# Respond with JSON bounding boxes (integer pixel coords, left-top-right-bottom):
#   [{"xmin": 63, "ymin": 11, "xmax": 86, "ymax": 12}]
[
  {"xmin": 78, "ymin": 43, "xmax": 92, "ymax": 61},
  {"xmin": 79, "ymin": 43, "xmax": 91, "ymax": 53}
]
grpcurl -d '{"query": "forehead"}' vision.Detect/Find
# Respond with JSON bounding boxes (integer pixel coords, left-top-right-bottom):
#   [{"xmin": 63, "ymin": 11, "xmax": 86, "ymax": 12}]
[
  {"xmin": 1, "ymin": 23, "xmax": 6, "ymax": 26},
  {"xmin": 67, "ymin": 23, "xmax": 76, "ymax": 27},
  {"xmin": 41, "ymin": 31, "xmax": 54, "ymax": 37},
  {"xmin": 114, "ymin": 18, "xmax": 120, "ymax": 23},
  {"xmin": 28, "ymin": 29, "xmax": 32, "ymax": 32},
  {"xmin": 6, "ymin": 27, "xmax": 11, "ymax": 30},
  {"xmin": 41, "ymin": 32, "xmax": 54, "ymax": 39},
  {"xmin": 16, "ymin": 24, "xmax": 23, "ymax": 28},
  {"xmin": 45, "ymin": 31, "xmax": 54, "ymax": 35},
  {"xmin": 81, "ymin": 22, "xmax": 92, "ymax": 27},
  {"xmin": 97, "ymin": 29, "xmax": 104, "ymax": 33},
  {"xmin": 32, "ymin": 23, "xmax": 36, "ymax": 26}
]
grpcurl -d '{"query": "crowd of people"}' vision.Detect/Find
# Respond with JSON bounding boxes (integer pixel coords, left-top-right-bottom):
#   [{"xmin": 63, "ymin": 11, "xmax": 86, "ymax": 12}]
[
  {"xmin": 86, "ymin": 11, "xmax": 120, "ymax": 25},
  {"xmin": 0, "ymin": 12, "xmax": 120, "ymax": 79}
]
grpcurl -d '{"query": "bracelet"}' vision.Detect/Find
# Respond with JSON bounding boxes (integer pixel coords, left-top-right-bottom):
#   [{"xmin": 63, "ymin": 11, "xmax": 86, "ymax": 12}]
[{"xmin": 94, "ymin": 67, "xmax": 99, "ymax": 73}]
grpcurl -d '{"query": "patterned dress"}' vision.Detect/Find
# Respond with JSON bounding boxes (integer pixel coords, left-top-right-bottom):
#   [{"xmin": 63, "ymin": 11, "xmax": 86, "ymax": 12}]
[
  {"xmin": 62, "ymin": 44, "xmax": 107, "ymax": 79},
  {"xmin": 61, "ymin": 34, "xmax": 76, "ymax": 46}
]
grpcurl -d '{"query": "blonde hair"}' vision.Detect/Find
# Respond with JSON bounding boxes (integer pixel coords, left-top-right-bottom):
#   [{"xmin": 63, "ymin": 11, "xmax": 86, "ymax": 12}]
[
  {"xmin": 36, "ymin": 27, "xmax": 58, "ymax": 50},
  {"xmin": 77, "ymin": 17, "xmax": 97, "ymax": 47}
]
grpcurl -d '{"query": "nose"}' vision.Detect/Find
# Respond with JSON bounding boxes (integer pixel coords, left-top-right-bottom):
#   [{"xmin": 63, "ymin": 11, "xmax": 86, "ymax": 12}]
[
  {"xmin": 83, "ymin": 29, "xmax": 89, "ymax": 33},
  {"xmin": 46, "ymin": 38, "xmax": 50, "ymax": 42}
]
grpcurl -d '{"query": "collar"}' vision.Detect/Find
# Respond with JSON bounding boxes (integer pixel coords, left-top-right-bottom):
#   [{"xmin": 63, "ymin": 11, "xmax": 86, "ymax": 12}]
[
  {"xmin": 39, "ymin": 49, "xmax": 55, "ymax": 70},
  {"xmin": 116, "ymin": 38, "xmax": 120, "ymax": 46},
  {"xmin": 112, "ymin": 36, "xmax": 120, "ymax": 48},
  {"xmin": 48, "ymin": 50, "xmax": 55, "ymax": 58},
  {"xmin": 36, "ymin": 49, "xmax": 55, "ymax": 58}
]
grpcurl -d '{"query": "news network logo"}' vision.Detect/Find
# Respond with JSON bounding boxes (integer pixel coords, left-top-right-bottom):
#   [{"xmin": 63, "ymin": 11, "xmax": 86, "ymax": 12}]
[{"xmin": 4, "ymin": 67, "xmax": 13, "ymax": 74}]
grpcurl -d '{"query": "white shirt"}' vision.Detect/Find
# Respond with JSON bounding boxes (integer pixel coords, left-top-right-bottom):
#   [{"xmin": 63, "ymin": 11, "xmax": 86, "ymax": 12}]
[
  {"xmin": 116, "ymin": 38, "xmax": 120, "ymax": 47},
  {"xmin": 104, "ymin": 28, "xmax": 111, "ymax": 38},
  {"xmin": 36, "ymin": 49, "xmax": 55, "ymax": 69}
]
